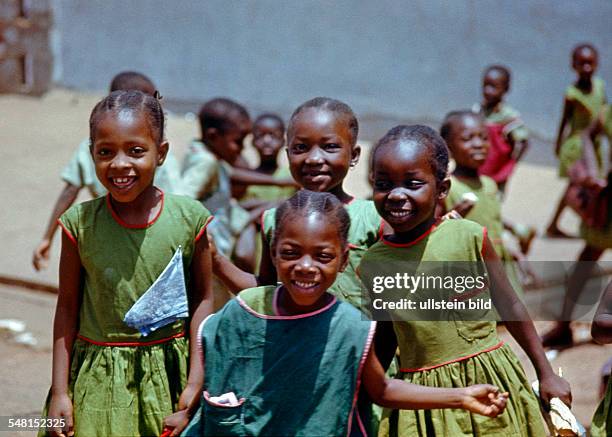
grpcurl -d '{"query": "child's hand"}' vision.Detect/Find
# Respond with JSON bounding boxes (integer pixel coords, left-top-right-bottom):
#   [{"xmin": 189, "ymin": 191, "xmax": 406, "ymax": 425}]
[
  {"xmin": 48, "ymin": 393, "xmax": 74, "ymax": 437},
  {"xmin": 461, "ymin": 384, "xmax": 508, "ymax": 417},
  {"xmin": 32, "ymin": 238, "xmax": 52, "ymax": 271},
  {"xmin": 539, "ymin": 373, "xmax": 572, "ymax": 409},
  {"xmin": 162, "ymin": 409, "xmax": 191, "ymax": 437}
]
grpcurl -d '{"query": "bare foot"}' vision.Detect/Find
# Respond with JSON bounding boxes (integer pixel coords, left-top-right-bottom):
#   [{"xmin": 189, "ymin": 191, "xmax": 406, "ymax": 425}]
[{"xmin": 541, "ymin": 324, "xmax": 574, "ymax": 349}]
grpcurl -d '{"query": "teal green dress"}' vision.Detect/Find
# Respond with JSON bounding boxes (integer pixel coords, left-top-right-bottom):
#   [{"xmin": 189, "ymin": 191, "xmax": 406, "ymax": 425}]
[
  {"xmin": 446, "ymin": 175, "xmax": 524, "ymax": 296},
  {"xmin": 559, "ymin": 77, "xmax": 606, "ymax": 177},
  {"xmin": 181, "ymin": 286, "xmax": 376, "ymax": 436},
  {"xmin": 358, "ymin": 219, "xmax": 545, "ymax": 436},
  {"xmin": 262, "ymin": 197, "xmax": 383, "ymax": 309},
  {"xmin": 40, "ymin": 192, "xmax": 212, "ymax": 437}
]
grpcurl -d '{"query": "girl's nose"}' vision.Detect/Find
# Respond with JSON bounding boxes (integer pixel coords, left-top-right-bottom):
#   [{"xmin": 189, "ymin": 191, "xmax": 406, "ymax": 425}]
[
  {"xmin": 110, "ymin": 152, "xmax": 130, "ymax": 169},
  {"xmin": 388, "ymin": 187, "xmax": 408, "ymax": 201},
  {"xmin": 296, "ymin": 254, "xmax": 315, "ymax": 272},
  {"xmin": 305, "ymin": 147, "xmax": 324, "ymax": 165}
]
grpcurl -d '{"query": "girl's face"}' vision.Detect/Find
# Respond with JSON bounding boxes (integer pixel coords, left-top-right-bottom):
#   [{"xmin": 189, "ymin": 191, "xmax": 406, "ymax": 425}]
[
  {"xmin": 573, "ymin": 48, "xmax": 598, "ymax": 81},
  {"xmin": 253, "ymin": 118, "xmax": 284, "ymax": 162},
  {"xmin": 272, "ymin": 212, "xmax": 348, "ymax": 309},
  {"xmin": 91, "ymin": 110, "xmax": 167, "ymax": 203},
  {"xmin": 372, "ymin": 141, "xmax": 448, "ymax": 234},
  {"xmin": 448, "ymin": 115, "xmax": 489, "ymax": 170},
  {"xmin": 482, "ymin": 70, "xmax": 507, "ymax": 107},
  {"xmin": 287, "ymin": 108, "xmax": 360, "ymax": 193}
]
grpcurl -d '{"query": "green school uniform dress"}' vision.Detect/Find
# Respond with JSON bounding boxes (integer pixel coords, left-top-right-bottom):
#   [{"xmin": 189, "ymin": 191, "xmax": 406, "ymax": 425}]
[
  {"xmin": 445, "ymin": 175, "xmax": 524, "ymax": 296},
  {"xmin": 40, "ymin": 192, "xmax": 212, "ymax": 437},
  {"xmin": 591, "ymin": 377, "xmax": 612, "ymax": 437},
  {"xmin": 581, "ymin": 105, "xmax": 612, "ymax": 249},
  {"xmin": 180, "ymin": 140, "xmax": 250, "ymax": 258},
  {"xmin": 358, "ymin": 219, "xmax": 545, "ymax": 437},
  {"xmin": 242, "ymin": 167, "xmax": 296, "ymax": 202},
  {"xmin": 262, "ymin": 197, "xmax": 383, "ymax": 309},
  {"xmin": 181, "ymin": 285, "xmax": 376, "ymax": 436},
  {"xmin": 558, "ymin": 77, "xmax": 607, "ymax": 177},
  {"xmin": 62, "ymin": 138, "xmax": 182, "ymax": 197}
]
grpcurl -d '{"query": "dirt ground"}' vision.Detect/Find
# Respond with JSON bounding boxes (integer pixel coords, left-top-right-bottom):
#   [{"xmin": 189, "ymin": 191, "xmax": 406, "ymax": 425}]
[{"xmin": 1, "ymin": 89, "xmax": 611, "ymax": 435}]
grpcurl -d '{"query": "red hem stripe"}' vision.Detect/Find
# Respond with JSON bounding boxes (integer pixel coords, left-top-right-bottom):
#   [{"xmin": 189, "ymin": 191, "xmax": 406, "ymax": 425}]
[
  {"xmin": 77, "ymin": 331, "xmax": 185, "ymax": 347},
  {"xmin": 260, "ymin": 210, "xmax": 269, "ymax": 244},
  {"xmin": 481, "ymin": 226, "xmax": 488, "ymax": 257},
  {"xmin": 195, "ymin": 215, "xmax": 214, "ymax": 243},
  {"xmin": 400, "ymin": 340, "xmax": 504, "ymax": 373},
  {"xmin": 106, "ymin": 189, "xmax": 165, "ymax": 229},
  {"xmin": 382, "ymin": 220, "xmax": 439, "ymax": 248},
  {"xmin": 57, "ymin": 220, "xmax": 77, "ymax": 246}
]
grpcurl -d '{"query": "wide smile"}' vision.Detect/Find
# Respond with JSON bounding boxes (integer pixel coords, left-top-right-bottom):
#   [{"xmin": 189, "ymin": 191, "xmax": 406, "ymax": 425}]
[
  {"xmin": 109, "ymin": 176, "xmax": 138, "ymax": 191},
  {"xmin": 385, "ymin": 207, "xmax": 414, "ymax": 223},
  {"xmin": 302, "ymin": 170, "xmax": 331, "ymax": 183},
  {"xmin": 291, "ymin": 279, "xmax": 320, "ymax": 291}
]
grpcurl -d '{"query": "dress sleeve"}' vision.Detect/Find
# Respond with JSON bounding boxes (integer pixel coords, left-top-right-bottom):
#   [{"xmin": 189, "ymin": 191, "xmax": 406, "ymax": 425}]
[
  {"xmin": 194, "ymin": 203, "xmax": 214, "ymax": 243},
  {"xmin": 60, "ymin": 140, "xmax": 89, "ymax": 187},
  {"xmin": 180, "ymin": 153, "xmax": 219, "ymax": 200},
  {"xmin": 57, "ymin": 205, "xmax": 80, "ymax": 245}
]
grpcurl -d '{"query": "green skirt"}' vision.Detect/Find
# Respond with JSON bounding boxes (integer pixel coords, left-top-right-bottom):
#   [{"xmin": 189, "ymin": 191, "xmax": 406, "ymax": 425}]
[
  {"xmin": 40, "ymin": 336, "xmax": 188, "ymax": 437},
  {"xmin": 558, "ymin": 133, "xmax": 602, "ymax": 178},
  {"xmin": 378, "ymin": 344, "xmax": 545, "ymax": 437},
  {"xmin": 591, "ymin": 377, "xmax": 612, "ymax": 437}
]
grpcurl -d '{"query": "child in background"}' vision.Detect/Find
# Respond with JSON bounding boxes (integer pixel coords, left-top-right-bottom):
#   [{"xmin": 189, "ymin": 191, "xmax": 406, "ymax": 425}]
[
  {"xmin": 42, "ymin": 91, "xmax": 214, "ymax": 437},
  {"xmin": 32, "ymin": 71, "xmax": 181, "ymax": 271},
  {"xmin": 163, "ymin": 191, "xmax": 508, "ymax": 437},
  {"xmin": 440, "ymin": 110, "xmax": 527, "ymax": 294},
  {"xmin": 591, "ymin": 283, "xmax": 612, "ymax": 437},
  {"xmin": 473, "ymin": 64, "xmax": 529, "ymax": 196},
  {"xmin": 547, "ymin": 43, "xmax": 607, "ymax": 237},
  {"xmin": 211, "ymin": 97, "xmax": 385, "ymax": 310},
  {"xmin": 233, "ymin": 113, "xmax": 297, "ymax": 273},
  {"xmin": 542, "ymin": 103, "xmax": 612, "ymax": 348},
  {"xmin": 359, "ymin": 125, "xmax": 570, "ymax": 436},
  {"xmin": 179, "ymin": 98, "xmax": 294, "ymax": 262}
]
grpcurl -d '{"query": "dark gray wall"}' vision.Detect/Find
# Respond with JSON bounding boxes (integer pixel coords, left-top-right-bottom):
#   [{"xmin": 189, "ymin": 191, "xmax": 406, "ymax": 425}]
[{"xmin": 51, "ymin": 0, "xmax": 611, "ymax": 140}]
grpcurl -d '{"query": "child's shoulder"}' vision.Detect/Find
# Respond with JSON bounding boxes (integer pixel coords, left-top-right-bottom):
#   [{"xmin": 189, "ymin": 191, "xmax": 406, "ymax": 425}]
[
  {"xmin": 479, "ymin": 175, "xmax": 499, "ymax": 192},
  {"xmin": 438, "ymin": 217, "xmax": 485, "ymax": 235},
  {"xmin": 236, "ymin": 285, "xmax": 277, "ymax": 316},
  {"xmin": 61, "ymin": 195, "xmax": 106, "ymax": 222}
]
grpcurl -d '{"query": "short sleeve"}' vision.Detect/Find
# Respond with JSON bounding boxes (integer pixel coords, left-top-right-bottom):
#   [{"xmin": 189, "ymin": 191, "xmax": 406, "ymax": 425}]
[
  {"xmin": 261, "ymin": 208, "xmax": 276, "ymax": 245},
  {"xmin": 61, "ymin": 142, "xmax": 88, "ymax": 187},
  {"xmin": 180, "ymin": 151, "xmax": 219, "ymax": 200},
  {"xmin": 58, "ymin": 204, "xmax": 81, "ymax": 245},
  {"xmin": 193, "ymin": 202, "xmax": 214, "ymax": 243}
]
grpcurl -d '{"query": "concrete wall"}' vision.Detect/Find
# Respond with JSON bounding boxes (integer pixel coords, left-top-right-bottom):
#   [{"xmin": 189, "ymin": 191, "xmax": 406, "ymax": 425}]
[{"xmin": 51, "ymin": 0, "xmax": 611, "ymax": 140}]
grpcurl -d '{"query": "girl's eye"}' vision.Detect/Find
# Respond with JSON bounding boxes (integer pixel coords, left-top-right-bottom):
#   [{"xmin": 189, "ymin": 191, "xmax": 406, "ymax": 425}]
[
  {"xmin": 290, "ymin": 143, "xmax": 307, "ymax": 153},
  {"xmin": 374, "ymin": 180, "xmax": 391, "ymax": 190},
  {"xmin": 280, "ymin": 249, "xmax": 299, "ymax": 258},
  {"xmin": 406, "ymin": 180, "xmax": 424, "ymax": 188},
  {"xmin": 96, "ymin": 148, "xmax": 111, "ymax": 157},
  {"xmin": 130, "ymin": 146, "xmax": 146, "ymax": 154},
  {"xmin": 317, "ymin": 253, "xmax": 334, "ymax": 262},
  {"xmin": 324, "ymin": 143, "xmax": 340, "ymax": 150}
]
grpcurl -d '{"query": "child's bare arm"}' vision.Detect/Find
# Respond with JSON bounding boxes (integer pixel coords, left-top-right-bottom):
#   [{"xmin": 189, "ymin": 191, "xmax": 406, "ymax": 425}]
[
  {"xmin": 555, "ymin": 98, "xmax": 572, "ymax": 156},
  {"xmin": 48, "ymin": 231, "xmax": 82, "ymax": 436},
  {"xmin": 230, "ymin": 167, "xmax": 297, "ymax": 187},
  {"xmin": 581, "ymin": 114, "xmax": 605, "ymax": 186},
  {"xmin": 513, "ymin": 139, "xmax": 529, "ymax": 162},
  {"xmin": 33, "ymin": 183, "xmax": 80, "ymax": 271},
  {"xmin": 181, "ymin": 230, "xmax": 214, "ymax": 410},
  {"xmin": 362, "ymin": 344, "xmax": 507, "ymax": 416},
  {"xmin": 592, "ymin": 282, "xmax": 612, "ymax": 344},
  {"xmin": 483, "ymin": 236, "xmax": 571, "ymax": 407}
]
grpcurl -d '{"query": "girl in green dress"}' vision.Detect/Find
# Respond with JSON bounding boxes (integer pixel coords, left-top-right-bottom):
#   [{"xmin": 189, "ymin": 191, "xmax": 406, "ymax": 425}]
[
  {"xmin": 547, "ymin": 43, "xmax": 607, "ymax": 238},
  {"xmin": 359, "ymin": 125, "xmax": 571, "ymax": 436},
  {"xmin": 43, "ymin": 90, "xmax": 215, "ymax": 437},
  {"xmin": 163, "ymin": 190, "xmax": 508, "ymax": 436},
  {"xmin": 591, "ymin": 282, "xmax": 612, "ymax": 436},
  {"xmin": 211, "ymin": 97, "xmax": 385, "ymax": 310}
]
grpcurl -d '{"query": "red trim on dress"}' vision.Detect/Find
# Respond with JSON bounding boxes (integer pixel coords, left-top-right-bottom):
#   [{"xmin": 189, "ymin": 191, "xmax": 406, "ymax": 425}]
[
  {"xmin": 106, "ymin": 189, "xmax": 165, "ymax": 229},
  {"xmin": 195, "ymin": 215, "xmax": 214, "ymax": 242},
  {"xmin": 197, "ymin": 314, "xmax": 215, "ymax": 365},
  {"xmin": 400, "ymin": 340, "xmax": 504, "ymax": 373},
  {"xmin": 481, "ymin": 226, "xmax": 488, "ymax": 257},
  {"xmin": 346, "ymin": 320, "xmax": 377, "ymax": 437},
  {"xmin": 382, "ymin": 220, "xmax": 439, "ymax": 248},
  {"xmin": 77, "ymin": 331, "xmax": 184, "ymax": 347},
  {"xmin": 260, "ymin": 210, "xmax": 269, "ymax": 244},
  {"xmin": 378, "ymin": 219, "xmax": 386, "ymax": 240},
  {"xmin": 57, "ymin": 219, "xmax": 77, "ymax": 246},
  {"xmin": 237, "ymin": 286, "xmax": 338, "ymax": 320}
]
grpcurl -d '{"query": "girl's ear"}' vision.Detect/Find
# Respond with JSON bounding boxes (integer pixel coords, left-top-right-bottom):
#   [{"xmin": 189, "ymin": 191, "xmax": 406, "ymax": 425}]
[
  {"xmin": 338, "ymin": 247, "xmax": 350, "ymax": 273},
  {"xmin": 437, "ymin": 177, "xmax": 451, "ymax": 201},
  {"xmin": 157, "ymin": 141, "xmax": 169, "ymax": 166},
  {"xmin": 350, "ymin": 144, "xmax": 362, "ymax": 168}
]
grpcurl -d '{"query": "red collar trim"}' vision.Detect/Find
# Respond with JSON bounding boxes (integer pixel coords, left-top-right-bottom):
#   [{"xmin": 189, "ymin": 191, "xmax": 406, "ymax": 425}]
[
  {"xmin": 382, "ymin": 220, "xmax": 439, "ymax": 248},
  {"xmin": 106, "ymin": 189, "xmax": 165, "ymax": 229}
]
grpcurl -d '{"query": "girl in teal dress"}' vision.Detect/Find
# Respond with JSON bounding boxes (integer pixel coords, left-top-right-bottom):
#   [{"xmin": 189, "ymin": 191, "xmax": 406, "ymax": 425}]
[
  {"xmin": 162, "ymin": 190, "xmax": 509, "ymax": 436},
  {"xmin": 547, "ymin": 43, "xmax": 607, "ymax": 238},
  {"xmin": 359, "ymin": 125, "xmax": 571, "ymax": 436},
  {"xmin": 42, "ymin": 90, "xmax": 215, "ymax": 437},
  {"xmin": 211, "ymin": 97, "xmax": 384, "ymax": 310}
]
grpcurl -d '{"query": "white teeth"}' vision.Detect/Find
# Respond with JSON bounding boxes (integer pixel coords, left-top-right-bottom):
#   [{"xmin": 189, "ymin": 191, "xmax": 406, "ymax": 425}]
[
  {"xmin": 112, "ymin": 177, "xmax": 134, "ymax": 186},
  {"xmin": 390, "ymin": 210, "xmax": 410, "ymax": 217},
  {"xmin": 295, "ymin": 281, "xmax": 317, "ymax": 288}
]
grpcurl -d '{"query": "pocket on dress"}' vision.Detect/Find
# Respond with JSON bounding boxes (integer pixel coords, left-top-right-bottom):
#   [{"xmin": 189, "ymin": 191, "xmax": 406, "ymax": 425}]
[{"xmin": 202, "ymin": 391, "xmax": 245, "ymax": 436}]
